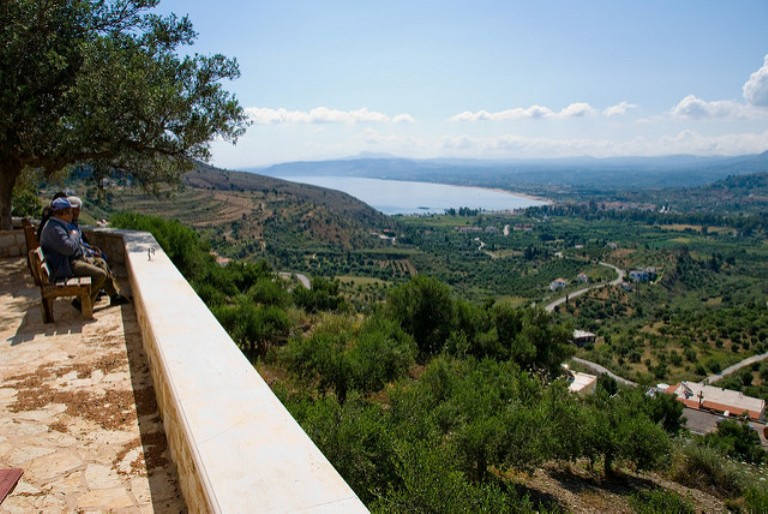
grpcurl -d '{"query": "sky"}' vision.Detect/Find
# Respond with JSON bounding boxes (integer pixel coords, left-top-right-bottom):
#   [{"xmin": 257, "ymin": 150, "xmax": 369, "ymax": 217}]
[{"xmin": 156, "ymin": 0, "xmax": 768, "ymax": 168}]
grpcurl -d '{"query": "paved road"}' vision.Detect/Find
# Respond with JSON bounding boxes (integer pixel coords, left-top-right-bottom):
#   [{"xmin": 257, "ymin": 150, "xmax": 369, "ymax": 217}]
[
  {"xmin": 278, "ymin": 272, "xmax": 311, "ymax": 289},
  {"xmin": 683, "ymin": 407, "xmax": 768, "ymax": 446},
  {"xmin": 571, "ymin": 357, "xmax": 638, "ymax": 387},
  {"xmin": 545, "ymin": 261, "xmax": 625, "ymax": 313},
  {"xmin": 703, "ymin": 351, "xmax": 768, "ymax": 385}
]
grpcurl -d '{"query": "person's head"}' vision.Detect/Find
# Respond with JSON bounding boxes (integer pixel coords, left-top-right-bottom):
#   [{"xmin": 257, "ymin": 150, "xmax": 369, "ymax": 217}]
[
  {"xmin": 67, "ymin": 196, "xmax": 83, "ymax": 222},
  {"xmin": 52, "ymin": 191, "xmax": 67, "ymax": 201},
  {"xmin": 50, "ymin": 197, "xmax": 73, "ymax": 222}
]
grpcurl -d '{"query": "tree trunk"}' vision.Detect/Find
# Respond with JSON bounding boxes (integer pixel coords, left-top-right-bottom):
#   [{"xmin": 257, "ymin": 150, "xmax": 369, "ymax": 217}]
[{"xmin": 0, "ymin": 161, "xmax": 22, "ymax": 230}]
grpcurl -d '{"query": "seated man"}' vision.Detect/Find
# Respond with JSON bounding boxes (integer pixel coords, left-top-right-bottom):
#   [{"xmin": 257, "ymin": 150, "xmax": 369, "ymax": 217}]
[
  {"xmin": 67, "ymin": 195, "xmax": 107, "ymax": 261},
  {"xmin": 39, "ymin": 197, "xmax": 129, "ymax": 311}
]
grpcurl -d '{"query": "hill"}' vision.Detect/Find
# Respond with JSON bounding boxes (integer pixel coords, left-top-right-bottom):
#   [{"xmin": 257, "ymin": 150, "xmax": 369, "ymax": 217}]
[
  {"xmin": 87, "ymin": 162, "xmax": 394, "ymax": 262},
  {"xmin": 251, "ymin": 152, "xmax": 768, "ymax": 194}
]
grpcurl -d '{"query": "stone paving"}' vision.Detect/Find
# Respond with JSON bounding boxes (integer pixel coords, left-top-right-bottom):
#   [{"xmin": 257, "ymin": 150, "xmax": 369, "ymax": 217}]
[{"xmin": 0, "ymin": 257, "xmax": 185, "ymax": 512}]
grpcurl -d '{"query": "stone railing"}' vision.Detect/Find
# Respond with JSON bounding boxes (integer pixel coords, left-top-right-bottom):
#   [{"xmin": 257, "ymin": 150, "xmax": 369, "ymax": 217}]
[
  {"xmin": 86, "ymin": 228, "xmax": 367, "ymax": 514},
  {"xmin": 0, "ymin": 218, "xmax": 28, "ymax": 257}
]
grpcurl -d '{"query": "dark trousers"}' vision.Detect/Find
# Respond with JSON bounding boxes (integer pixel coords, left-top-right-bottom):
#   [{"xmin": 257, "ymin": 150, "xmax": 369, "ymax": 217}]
[{"xmin": 71, "ymin": 257, "xmax": 119, "ymax": 303}]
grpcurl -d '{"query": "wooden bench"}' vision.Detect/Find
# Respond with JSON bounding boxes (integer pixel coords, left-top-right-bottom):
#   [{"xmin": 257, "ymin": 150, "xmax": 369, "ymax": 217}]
[
  {"xmin": 28, "ymin": 247, "xmax": 93, "ymax": 322},
  {"xmin": 22, "ymin": 218, "xmax": 38, "ymax": 277}
]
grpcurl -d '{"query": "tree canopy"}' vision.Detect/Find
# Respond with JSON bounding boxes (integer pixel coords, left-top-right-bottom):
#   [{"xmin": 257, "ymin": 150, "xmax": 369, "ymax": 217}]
[{"xmin": 0, "ymin": 0, "xmax": 248, "ymax": 228}]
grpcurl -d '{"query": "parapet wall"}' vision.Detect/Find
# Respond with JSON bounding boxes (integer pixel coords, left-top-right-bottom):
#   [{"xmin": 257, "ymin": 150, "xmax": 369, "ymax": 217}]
[
  {"xmin": 86, "ymin": 228, "xmax": 367, "ymax": 514},
  {"xmin": 0, "ymin": 229, "xmax": 26, "ymax": 258}
]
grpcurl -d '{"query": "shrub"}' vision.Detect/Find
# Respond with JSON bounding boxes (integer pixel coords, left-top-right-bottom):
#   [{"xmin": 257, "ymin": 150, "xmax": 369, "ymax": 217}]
[
  {"xmin": 745, "ymin": 485, "xmax": 768, "ymax": 514},
  {"xmin": 629, "ymin": 488, "xmax": 694, "ymax": 514},
  {"xmin": 293, "ymin": 277, "xmax": 344, "ymax": 313},
  {"xmin": 669, "ymin": 441, "xmax": 746, "ymax": 497}
]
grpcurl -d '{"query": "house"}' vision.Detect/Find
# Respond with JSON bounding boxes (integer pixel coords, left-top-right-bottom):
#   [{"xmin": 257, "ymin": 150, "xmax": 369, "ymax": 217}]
[
  {"xmin": 628, "ymin": 267, "xmax": 657, "ymax": 282},
  {"xmin": 455, "ymin": 226, "xmax": 483, "ymax": 233},
  {"xmin": 576, "ymin": 272, "xmax": 589, "ymax": 283},
  {"xmin": 513, "ymin": 223, "xmax": 533, "ymax": 231},
  {"xmin": 666, "ymin": 382, "xmax": 766, "ymax": 422},
  {"xmin": 484, "ymin": 226, "xmax": 498, "ymax": 233},
  {"xmin": 567, "ymin": 371, "xmax": 597, "ymax": 395},
  {"xmin": 606, "ymin": 242, "xmax": 618, "ymax": 250},
  {"xmin": 549, "ymin": 278, "xmax": 568, "ymax": 291},
  {"xmin": 572, "ymin": 329, "xmax": 596, "ymax": 346},
  {"xmin": 620, "ymin": 281, "xmax": 633, "ymax": 292}
]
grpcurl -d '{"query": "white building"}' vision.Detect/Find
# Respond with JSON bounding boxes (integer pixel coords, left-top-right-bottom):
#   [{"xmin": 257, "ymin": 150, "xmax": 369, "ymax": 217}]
[
  {"xmin": 568, "ymin": 371, "xmax": 597, "ymax": 395},
  {"xmin": 666, "ymin": 382, "xmax": 766, "ymax": 422}
]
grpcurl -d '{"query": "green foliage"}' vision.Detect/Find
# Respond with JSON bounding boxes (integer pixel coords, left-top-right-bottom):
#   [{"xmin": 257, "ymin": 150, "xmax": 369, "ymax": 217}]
[
  {"xmin": 286, "ymin": 394, "xmax": 395, "ymax": 505},
  {"xmin": 351, "ymin": 316, "xmax": 416, "ymax": 393},
  {"xmin": 629, "ymin": 488, "xmax": 694, "ymax": 514},
  {"xmin": 0, "ymin": 0, "xmax": 247, "ymax": 228},
  {"xmin": 387, "ymin": 275, "xmax": 456, "ymax": 357},
  {"xmin": 580, "ymin": 389, "xmax": 670, "ymax": 474},
  {"xmin": 212, "ymin": 300, "xmax": 291, "ymax": 356},
  {"xmin": 704, "ymin": 419, "xmax": 766, "ymax": 465},
  {"xmin": 247, "ymin": 277, "xmax": 291, "ymax": 307},
  {"xmin": 643, "ymin": 392, "xmax": 685, "ymax": 435},
  {"xmin": 373, "ymin": 441, "xmax": 536, "ymax": 513},
  {"xmin": 110, "ymin": 211, "xmax": 213, "ymax": 280},
  {"xmin": 293, "ymin": 277, "xmax": 344, "ymax": 313},
  {"xmin": 282, "ymin": 314, "xmax": 416, "ymax": 404},
  {"xmin": 745, "ymin": 485, "xmax": 768, "ymax": 514},
  {"xmin": 669, "ymin": 441, "xmax": 747, "ymax": 497}
]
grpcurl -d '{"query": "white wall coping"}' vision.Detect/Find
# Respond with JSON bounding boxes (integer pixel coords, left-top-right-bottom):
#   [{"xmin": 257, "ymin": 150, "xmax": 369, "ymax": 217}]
[{"xmin": 94, "ymin": 229, "xmax": 367, "ymax": 513}]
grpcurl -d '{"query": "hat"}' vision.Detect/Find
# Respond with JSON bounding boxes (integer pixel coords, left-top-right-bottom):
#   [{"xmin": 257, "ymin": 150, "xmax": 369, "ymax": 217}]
[
  {"xmin": 51, "ymin": 197, "xmax": 72, "ymax": 211},
  {"xmin": 67, "ymin": 196, "xmax": 83, "ymax": 208}
]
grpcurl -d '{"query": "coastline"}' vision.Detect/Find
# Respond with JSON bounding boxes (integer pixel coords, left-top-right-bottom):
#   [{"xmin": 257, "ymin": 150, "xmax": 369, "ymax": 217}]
[{"xmin": 273, "ymin": 174, "xmax": 553, "ymax": 213}]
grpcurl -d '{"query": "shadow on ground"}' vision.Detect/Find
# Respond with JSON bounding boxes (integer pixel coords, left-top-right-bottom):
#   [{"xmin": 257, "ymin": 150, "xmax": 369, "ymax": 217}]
[{"xmin": 120, "ymin": 295, "xmax": 187, "ymax": 512}]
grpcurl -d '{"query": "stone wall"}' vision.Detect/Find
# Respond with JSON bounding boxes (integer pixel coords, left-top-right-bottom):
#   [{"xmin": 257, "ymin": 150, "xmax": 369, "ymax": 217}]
[
  {"xmin": 0, "ymin": 229, "xmax": 27, "ymax": 258},
  {"xmin": 88, "ymin": 229, "xmax": 367, "ymax": 514}
]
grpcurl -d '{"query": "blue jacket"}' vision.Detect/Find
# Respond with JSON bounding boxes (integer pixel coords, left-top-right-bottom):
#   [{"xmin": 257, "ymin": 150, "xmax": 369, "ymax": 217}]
[{"xmin": 40, "ymin": 217, "xmax": 83, "ymax": 281}]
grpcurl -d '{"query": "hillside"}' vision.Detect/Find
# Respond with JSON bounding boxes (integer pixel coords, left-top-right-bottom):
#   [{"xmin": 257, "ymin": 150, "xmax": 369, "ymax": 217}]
[{"xmin": 82, "ymin": 162, "xmax": 394, "ymax": 262}]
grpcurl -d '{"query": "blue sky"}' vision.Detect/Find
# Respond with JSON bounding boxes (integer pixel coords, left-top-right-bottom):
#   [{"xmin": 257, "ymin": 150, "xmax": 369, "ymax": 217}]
[{"xmin": 157, "ymin": 1, "xmax": 768, "ymax": 168}]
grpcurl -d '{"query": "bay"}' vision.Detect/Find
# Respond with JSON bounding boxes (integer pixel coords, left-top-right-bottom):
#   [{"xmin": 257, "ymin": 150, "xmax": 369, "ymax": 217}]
[{"xmin": 274, "ymin": 175, "xmax": 549, "ymax": 215}]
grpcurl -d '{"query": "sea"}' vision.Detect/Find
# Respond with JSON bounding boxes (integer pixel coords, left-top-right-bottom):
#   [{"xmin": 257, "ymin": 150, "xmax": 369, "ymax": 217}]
[{"xmin": 273, "ymin": 175, "xmax": 548, "ymax": 215}]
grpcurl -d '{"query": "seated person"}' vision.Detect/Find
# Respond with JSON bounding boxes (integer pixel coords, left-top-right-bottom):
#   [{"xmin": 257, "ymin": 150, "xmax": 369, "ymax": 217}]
[
  {"xmin": 67, "ymin": 196, "xmax": 106, "ymax": 260},
  {"xmin": 36, "ymin": 191, "xmax": 68, "ymax": 240},
  {"xmin": 39, "ymin": 197, "xmax": 129, "ymax": 310}
]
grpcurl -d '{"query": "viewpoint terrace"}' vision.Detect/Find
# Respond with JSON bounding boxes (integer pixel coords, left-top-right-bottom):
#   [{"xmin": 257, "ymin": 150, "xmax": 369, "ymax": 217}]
[
  {"xmin": 0, "ymin": 226, "xmax": 365, "ymax": 512},
  {"xmin": 0, "ymin": 256, "xmax": 184, "ymax": 511}
]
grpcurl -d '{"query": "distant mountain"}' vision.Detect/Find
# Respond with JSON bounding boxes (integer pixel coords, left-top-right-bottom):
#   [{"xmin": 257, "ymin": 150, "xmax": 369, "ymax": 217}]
[{"xmin": 247, "ymin": 152, "xmax": 768, "ymax": 192}]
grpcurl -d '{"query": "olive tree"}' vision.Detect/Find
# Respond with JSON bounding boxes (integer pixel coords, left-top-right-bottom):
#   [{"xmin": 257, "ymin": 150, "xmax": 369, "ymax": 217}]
[{"xmin": 0, "ymin": 0, "xmax": 248, "ymax": 228}]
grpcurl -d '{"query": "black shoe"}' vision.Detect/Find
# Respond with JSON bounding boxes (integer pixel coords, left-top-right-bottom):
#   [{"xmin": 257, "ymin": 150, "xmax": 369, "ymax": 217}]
[
  {"xmin": 109, "ymin": 294, "xmax": 130, "ymax": 306},
  {"xmin": 71, "ymin": 298, "xmax": 82, "ymax": 312}
]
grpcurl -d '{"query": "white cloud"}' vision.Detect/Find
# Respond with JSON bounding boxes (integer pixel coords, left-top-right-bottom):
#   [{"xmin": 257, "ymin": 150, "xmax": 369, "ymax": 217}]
[
  {"xmin": 743, "ymin": 54, "xmax": 768, "ymax": 107},
  {"xmin": 603, "ymin": 101, "xmax": 638, "ymax": 117},
  {"xmin": 440, "ymin": 129, "xmax": 768, "ymax": 158},
  {"xmin": 246, "ymin": 106, "xmax": 412, "ymax": 124},
  {"xmin": 450, "ymin": 102, "xmax": 596, "ymax": 122},
  {"xmin": 392, "ymin": 113, "xmax": 416, "ymax": 124},
  {"xmin": 671, "ymin": 95, "xmax": 755, "ymax": 119}
]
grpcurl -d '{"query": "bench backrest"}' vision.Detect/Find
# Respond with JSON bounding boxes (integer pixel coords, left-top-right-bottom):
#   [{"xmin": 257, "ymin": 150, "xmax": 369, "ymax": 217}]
[
  {"xmin": 29, "ymin": 248, "xmax": 52, "ymax": 287},
  {"xmin": 22, "ymin": 219, "xmax": 39, "ymax": 277}
]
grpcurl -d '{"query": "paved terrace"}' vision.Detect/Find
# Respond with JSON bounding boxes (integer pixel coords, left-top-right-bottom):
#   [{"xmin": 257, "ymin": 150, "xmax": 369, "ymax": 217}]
[{"xmin": 0, "ymin": 257, "xmax": 184, "ymax": 512}]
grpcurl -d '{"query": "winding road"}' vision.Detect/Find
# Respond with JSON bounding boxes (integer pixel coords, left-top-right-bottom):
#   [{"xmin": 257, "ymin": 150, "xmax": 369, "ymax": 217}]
[
  {"xmin": 571, "ymin": 357, "xmax": 639, "ymax": 387},
  {"xmin": 278, "ymin": 272, "xmax": 311, "ymax": 289},
  {"xmin": 703, "ymin": 351, "xmax": 768, "ymax": 385},
  {"xmin": 545, "ymin": 261, "xmax": 625, "ymax": 313}
]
